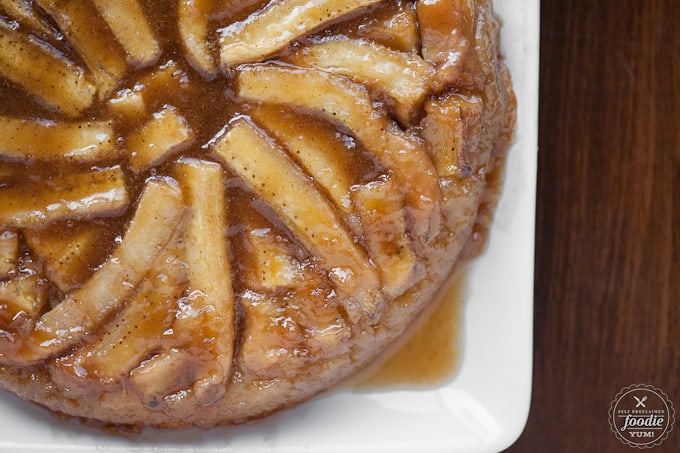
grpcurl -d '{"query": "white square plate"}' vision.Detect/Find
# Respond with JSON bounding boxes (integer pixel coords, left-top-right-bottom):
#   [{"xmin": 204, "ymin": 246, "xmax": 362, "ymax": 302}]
[{"xmin": 0, "ymin": 1, "xmax": 538, "ymax": 451}]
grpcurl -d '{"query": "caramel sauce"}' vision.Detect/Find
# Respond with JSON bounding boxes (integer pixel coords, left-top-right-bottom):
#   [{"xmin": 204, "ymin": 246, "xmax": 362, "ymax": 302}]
[{"xmin": 356, "ymin": 269, "xmax": 466, "ymax": 389}]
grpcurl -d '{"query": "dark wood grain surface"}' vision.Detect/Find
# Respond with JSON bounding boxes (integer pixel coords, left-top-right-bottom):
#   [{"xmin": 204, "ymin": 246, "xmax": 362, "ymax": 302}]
[{"xmin": 506, "ymin": 1, "xmax": 679, "ymax": 451}]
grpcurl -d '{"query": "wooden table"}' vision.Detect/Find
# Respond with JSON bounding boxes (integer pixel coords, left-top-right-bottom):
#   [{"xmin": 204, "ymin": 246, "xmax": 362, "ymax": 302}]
[{"xmin": 506, "ymin": 1, "xmax": 679, "ymax": 451}]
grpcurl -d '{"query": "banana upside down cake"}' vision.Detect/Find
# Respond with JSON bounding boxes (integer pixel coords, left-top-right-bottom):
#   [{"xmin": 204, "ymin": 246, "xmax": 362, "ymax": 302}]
[{"xmin": 0, "ymin": 0, "xmax": 516, "ymax": 429}]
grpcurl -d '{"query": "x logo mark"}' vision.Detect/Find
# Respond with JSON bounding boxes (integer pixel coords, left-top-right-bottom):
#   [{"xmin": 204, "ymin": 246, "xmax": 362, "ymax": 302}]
[{"xmin": 634, "ymin": 395, "xmax": 647, "ymax": 408}]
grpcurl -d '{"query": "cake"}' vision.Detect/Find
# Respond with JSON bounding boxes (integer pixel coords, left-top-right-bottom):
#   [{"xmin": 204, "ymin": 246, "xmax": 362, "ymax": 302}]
[{"xmin": 0, "ymin": 0, "xmax": 516, "ymax": 429}]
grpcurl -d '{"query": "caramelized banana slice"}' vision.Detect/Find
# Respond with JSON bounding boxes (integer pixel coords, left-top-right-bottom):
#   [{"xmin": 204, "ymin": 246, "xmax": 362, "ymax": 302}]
[
  {"xmin": 0, "ymin": 0, "xmax": 55, "ymax": 37},
  {"xmin": 91, "ymin": 0, "xmax": 160, "ymax": 67},
  {"xmin": 172, "ymin": 158, "xmax": 235, "ymax": 403},
  {"xmin": 108, "ymin": 61, "xmax": 193, "ymax": 121},
  {"xmin": 74, "ymin": 248, "xmax": 187, "ymax": 382},
  {"xmin": 133, "ymin": 61, "xmax": 192, "ymax": 102},
  {"xmin": 248, "ymin": 105, "xmax": 355, "ymax": 226},
  {"xmin": 23, "ymin": 223, "xmax": 107, "ymax": 292},
  {"xmin": 0, "ymin": 166, "xmax": 128, "ymax": 229},
  {"xmin": 0, "ymin": 117, "xmax": 117, "ymax": 163},
  {"xmin": 178, "ymin": 0, "xmax": 217, "ymax": 76},
  {"xmin": 108, "ymin": 88, "xmax": 145, "ymax": 121},
  {"xmin": 237, "ymin": 64, "xmax": 378, "ymax": 151},
  {"xmin": 384, "ymin": 131, "xmax": 442, "ymax": 243},
  {"xmin": 283, "ymin": 256, "xmax": 351, "ymax": 358},
  {"xmin": 127, "ymin": 106, "xmax": 195, "ymax": 172},
  {"xmin": 245, "ymin": 226, "xmax": 303, "ymax": 291},
  {"xmin": 212, "ymin": 118, "xmax": 382, "ymax": 321},
  {"xmin": 237, "ymin": 202, "xmax": 304, "ymax": 289},
  {"xmin": 416, "ymin": 0, "xmax": 482, "ymax": 90},
  {"xmin": 239, "ymin": 291, "xmax": 306, "ymax": 379},
  {"xmin": 237, "ymin": 63, "xmax": 441, "ymax": 243},
  {"xmin": 219, "ymin": 0, "xmax": 381, "ymax": 69},
  {"xmin": 0, "ymin": 19, "xmax": 95, "ymax": 116},
  {"xmin": 0, "ymin": 274, "xmax": 47, "ymax": 316},
  {"xmin": 292, "ymin": 36, "xmax": 433, "ymax": 125},
  {"xmin": 352, "ymin": 176, "xmax": 417, "ymax": 297},
  {"xmin": 421, "ymin": 93, "xmax": 483, "ymax": 177},
  {"xmin": 288, "ymin": 284, "xmax": 351, "ymax": 358},
  {"xmin": 353, "ymin": 3, "xmax": 419, "ymax": 53},
  {"xmin": 129, "ymin": 349, "xmax": 205, "ymax": 408},
  {"xmin": 0, "ymin": 230, "xmax": 18, "ymax": 277},
  {"xmin": 7, "ymin": 178, "xmax": 186, "ymax": 364},
  {"xmin": 35, "ymin": 0, "xmax": 128, "ymax": 96},
  {"xmin": 240, "ymin": 209, "xmax": 350, "ymax": 359}
]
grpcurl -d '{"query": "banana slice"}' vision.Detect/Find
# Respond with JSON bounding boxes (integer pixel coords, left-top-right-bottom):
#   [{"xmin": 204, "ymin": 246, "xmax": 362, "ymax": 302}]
[
  {"xmin": 7, "ymin": 178, "xmax": 186, "ymax": 364},
  {"xmin": 352, "ymin": 176, "xmax": 417, "ymax": 297},
  {"xmin": 244, "ymin": 225, "xmax": 304, "ymax": 291},
  {"xmin": 0, "ymin": 166, "xmax": 128, "ymax": 229},
  {"xmin": 285, "ymin": 264, "xmax": 351, "ymax": 359},
  {"xmin": 108, "ymin": 61, "xmax": 193, "ymax": 122},
  {"xmin": 127, "ymin": 106, "xmax": 195, "ymax": 172},
  {"xmin": 219, "ymin": 0, "xmax": 381, "ymax": 69},
  {"xmin": 384, "ymin": 131, "xmax": 442, "ymax": 244},
  {"xmin": 129, "ymin": 348, "xmax": 206, "ymax": 409},
  {"xmin": 247, "ymin": 104, "xmax": 355, "ymax": 227},
  {"xmin": 0, "ymin": 0, "xmax": 56, "ymax": 37},
  {"xmin": 0, "ymin": 230, "xmax": 18, "ymax": 277},
  {"xmin": 236, "ymin": 63, "xmax": 379, "ymax": 155},
  {"xmin": 0, "ymin": 19, "xmax": 95, "ymax": 116},
  {"xmin": 0, "ymin": 274, "xmax": 47, "ymax": 317},
  {"xmin": 292, "ymin": 36, "xmax": 433, "ymax": 125},
  {"xmin": 212, "ymin": 117, "xmax": 382, "ymax": 321},
  {"xmin": 416, "ymin": 0, "xmax": 482, "ymax": 90},
  {"xmin": 35, "ymin": 0, "xmax": 128, "ymax": 96},
  {"xmin": 171, "ymin": 158, "xmax": 235, "ymax": 404},
  {"xmin": 72, "ymin": 246, "xmax": 187, "ymax": 382},
  {"xmin": 353, "ymin": 3, "xmax": 420, "ymax": 53},
  {"xmin": 239, "ymin": 207, "xmax": 350, "ymax": 360},
  {"xmin": 239, "ymin": 291, "xmax": 306, "ymax": 380},
  {"xmin": 237, "ymin": 63, "xmax": 441, "ymax": 243},
  {"xmin": 23, "ymin": 223, "xmax": 107, "ymax": 293},
  {"xmin": 178, "ymin": 0, "xmax": 217, "ymax": 76},
  {"xmin": 0, "ymin": 117, "xmax": 117, "ymax": 163},
  {"xmin": 91, "ymin": 0, "xmax": 160, "ymax": 67},
  {"xmin": 107, "ymin": 88, "xmax": 146, "ymax": 121},
  {"xmin": 421, "ymin": 93, "xmax": 483, "ymax": 177}
]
